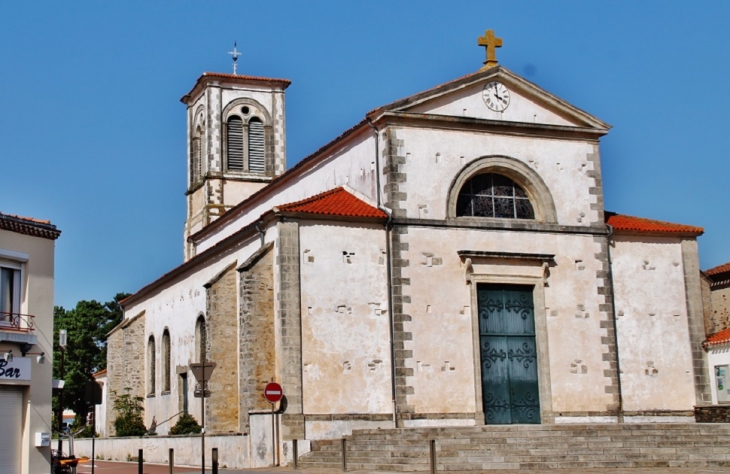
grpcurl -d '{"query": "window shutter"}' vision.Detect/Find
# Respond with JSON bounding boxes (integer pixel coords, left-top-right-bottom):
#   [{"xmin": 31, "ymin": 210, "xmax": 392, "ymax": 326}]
[
  {"xmin": 227, "ymin": 117, "xmax": 244, "ymax": 171},
  {"xmin": 248, "ymin": 118, "xmax": 265, "ymax": 173},
  {"xmin": 191, "ymin": 137, "xmax": 202, "ymax": 182}
]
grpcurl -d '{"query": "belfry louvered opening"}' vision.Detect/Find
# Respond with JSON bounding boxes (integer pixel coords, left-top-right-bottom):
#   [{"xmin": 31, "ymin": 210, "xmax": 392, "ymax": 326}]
[
  {"xmin": 248, "ymin": 117, "xmax": 265, "ymax": 173},
  {"xmin": 227, "ymin": 116, "xmax": 244, "ymax": 171}
]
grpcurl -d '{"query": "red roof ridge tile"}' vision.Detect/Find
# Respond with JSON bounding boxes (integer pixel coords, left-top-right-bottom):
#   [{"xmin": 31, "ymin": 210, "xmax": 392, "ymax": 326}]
[
  {"xmin": 605, "ymin": 211, "xmax": 703, "ymax": 236},
  {"xmin": 705, "ymin": 327, "xmax": 730, "ymax": 347},
  {"xmin": 275, "ymin": 187, "xmax": 387, "ymax": 220},
  {"xmin": 201, "ymin": 72, "xmax": 292, "ymax": 85},
  {"xmin": 706, "ymin": 261, "xmax": 730, "ymax": 277}
]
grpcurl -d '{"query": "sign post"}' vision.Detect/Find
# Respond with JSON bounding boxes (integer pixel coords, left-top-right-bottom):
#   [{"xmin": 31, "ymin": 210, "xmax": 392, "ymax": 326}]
[
  {"xmin": 190, "ymin": 361, "xmax": 216, "ymax": 474},
  {"xmin": 264, "ymin": 382, "xmax": 283, "ymax": 466}
]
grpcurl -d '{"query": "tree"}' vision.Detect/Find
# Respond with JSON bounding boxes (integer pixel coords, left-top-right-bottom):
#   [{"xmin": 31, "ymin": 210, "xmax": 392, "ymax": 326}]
[
  {"xmin": 111, "ymin": 388, "xmax": 147, "ymax": 437},
  {"xmin": 53, "ymin": 293, "xmax": 129, "ymax": 426}
]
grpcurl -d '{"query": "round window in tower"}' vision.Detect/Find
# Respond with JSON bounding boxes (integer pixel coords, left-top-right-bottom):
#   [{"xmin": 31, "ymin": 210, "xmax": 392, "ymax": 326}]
[{"xmin": 241, "ymin": 106, "xmax": 250, "ymax": 115}]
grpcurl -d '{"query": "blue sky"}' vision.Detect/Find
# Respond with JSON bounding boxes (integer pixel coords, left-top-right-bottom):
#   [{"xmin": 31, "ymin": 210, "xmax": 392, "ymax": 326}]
[{"xmin": 2, "ymin": 2, "xmax": 729, "ymax": 309}]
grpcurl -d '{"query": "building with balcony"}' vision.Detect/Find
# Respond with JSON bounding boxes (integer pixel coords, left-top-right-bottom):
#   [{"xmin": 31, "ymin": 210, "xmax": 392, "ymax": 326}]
[{"xmin": 0, "ymin": 212, "xmax": 61, "ymax": 474}]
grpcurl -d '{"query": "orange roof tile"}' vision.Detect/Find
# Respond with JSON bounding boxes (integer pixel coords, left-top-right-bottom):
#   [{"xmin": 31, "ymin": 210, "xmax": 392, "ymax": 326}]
[
  {"xmin": 706, "ymin": 262, "xmax": 730, "ymax": 277},
  {"xmin": 705, "ymin": 327, "xmax": 730, "ymax": 347},
  {"xmin": 0, "ymin": 212, "xmax": 61, "ymax": 240},
  {"xmin": 275, "ymin": 187, "xmax": 387, "ymax": 220},
  {"xmin": 605, "ymin": 212, "xmax": 703, "ymax": 236}
]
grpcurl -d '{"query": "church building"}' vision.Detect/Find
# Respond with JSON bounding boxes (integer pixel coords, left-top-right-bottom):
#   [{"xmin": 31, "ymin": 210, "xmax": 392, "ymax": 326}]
[{"xmin": 104, "ymin": 31, "xmax": 710, "ymax": 465}]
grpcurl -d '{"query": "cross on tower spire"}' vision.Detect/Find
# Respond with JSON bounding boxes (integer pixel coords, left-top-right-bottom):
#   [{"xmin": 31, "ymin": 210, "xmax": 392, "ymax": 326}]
[
  {"xmin": 228, "ymin": 42, "xmax": 242, "ymax": 75},
  {"xmin": 477, "ymin": 29, "xmax": 503, "ymax": 70}
]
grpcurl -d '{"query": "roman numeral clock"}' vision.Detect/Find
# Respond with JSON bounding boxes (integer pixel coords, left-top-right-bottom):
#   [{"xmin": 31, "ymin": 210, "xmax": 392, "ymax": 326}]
[{"xmin": 483, "ymin": 81, "xmax": 511, "ymax": 112}]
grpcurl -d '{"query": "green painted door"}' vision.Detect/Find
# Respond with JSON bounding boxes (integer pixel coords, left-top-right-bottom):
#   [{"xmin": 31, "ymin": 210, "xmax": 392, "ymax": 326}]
[{"xmin": 478, "ymin": 284, "xmax": 540, "ymax": 424}]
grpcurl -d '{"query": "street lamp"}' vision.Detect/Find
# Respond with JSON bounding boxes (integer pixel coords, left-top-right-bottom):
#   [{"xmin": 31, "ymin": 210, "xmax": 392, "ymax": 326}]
[{"xmin": 57, "ymin": 329, "xmax": 67, "ymax": 456}]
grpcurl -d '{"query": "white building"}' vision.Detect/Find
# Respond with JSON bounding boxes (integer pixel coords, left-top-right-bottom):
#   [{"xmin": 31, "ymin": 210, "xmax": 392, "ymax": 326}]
[
  {"xmin": 105, "ymin": 32, "xmax": 710, "ymax": 466},
  {"xmin": 0, "ymin": 212, "xmax": 61, "ymax": 473}
]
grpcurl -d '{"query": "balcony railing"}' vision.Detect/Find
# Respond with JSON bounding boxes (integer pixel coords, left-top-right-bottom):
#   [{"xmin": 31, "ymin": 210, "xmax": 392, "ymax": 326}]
[{"xmin": 0, "ymin": 311, "xmax": 35, "ymax": 333}]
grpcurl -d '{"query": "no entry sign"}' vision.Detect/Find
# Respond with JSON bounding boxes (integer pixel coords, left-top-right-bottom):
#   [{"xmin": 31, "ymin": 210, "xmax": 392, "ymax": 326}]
[{"xmin": 264, "ymin": 382, "xmax": 283, "ymax": 403}]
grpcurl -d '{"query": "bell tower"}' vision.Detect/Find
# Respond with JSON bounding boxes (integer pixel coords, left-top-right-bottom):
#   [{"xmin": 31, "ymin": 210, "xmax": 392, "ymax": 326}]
[{"xmin": 180, "ymin": 72, "xmax": 291, "ymax": 260}]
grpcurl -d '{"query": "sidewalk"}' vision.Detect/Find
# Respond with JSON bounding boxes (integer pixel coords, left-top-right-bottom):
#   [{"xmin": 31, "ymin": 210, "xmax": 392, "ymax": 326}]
[{"xmin": 76, "ymin": 460, "xmax": 730, "ymax": 474}]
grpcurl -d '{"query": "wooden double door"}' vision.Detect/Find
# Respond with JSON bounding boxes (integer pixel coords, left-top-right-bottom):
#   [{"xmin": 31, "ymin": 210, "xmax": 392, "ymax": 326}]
[{"xmin": 477, "ymin": 284, "xmax": 540, "ymax": 424}]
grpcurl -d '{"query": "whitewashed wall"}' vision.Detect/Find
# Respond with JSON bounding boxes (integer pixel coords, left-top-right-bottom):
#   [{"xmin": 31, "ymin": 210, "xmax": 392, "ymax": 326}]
[
  {"xmin": 611, "ymin": 235, "xmax": 696, "ymax": 412},
  {"xmin": 299, "ymin": 222, "xmax": 392, "ymax": 437},
  {"xmin": 396, "ymin": 127, "xmax": 599, "ymax": 226}
]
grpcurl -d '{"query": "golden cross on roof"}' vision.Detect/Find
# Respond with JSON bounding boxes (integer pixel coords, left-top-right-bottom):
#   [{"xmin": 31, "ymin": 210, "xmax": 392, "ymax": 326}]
[{"xmin": 478, "ymin": 29, "xmax": 502, "ymax": 70}]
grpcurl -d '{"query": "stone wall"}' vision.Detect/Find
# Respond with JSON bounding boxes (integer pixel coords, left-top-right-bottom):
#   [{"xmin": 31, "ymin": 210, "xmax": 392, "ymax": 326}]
[
  {"xmin": 105, "ymin": 312, "xmax": 146, "ymax": 436},
  {"xmin": 695, "ymin": 405, "xmax": 730, "ymax": 423},
  {"xmin": 205, "ymin": 263, "xmax": 240, "ymax": 434},
  {"xmin": 239, "ymin": 244, "xmax": 276, "ymax": 432},
  {"xmin": 710, "ymin": 284, "xmax": 730, "ymax": 336}
]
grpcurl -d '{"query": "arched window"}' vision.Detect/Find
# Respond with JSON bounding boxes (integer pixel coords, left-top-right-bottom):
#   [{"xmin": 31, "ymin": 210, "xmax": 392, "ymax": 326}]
[
  {"xmin": 147, "ymin": 336, "xmax": 156, "ymax": 396},
  {"xmin": 191, "ymin": 124, "xmax": 203, "ymax": 183},
  {"xmin": 226, "ymin": 116, "xmax": 244, "ymax": 171},
  {"xmin": 456, "ymin": 173, "xmax": 534, "ymax": 219},
  {"xmin": 162, "ymin": 329, "xmax": 171, "ymax": 393},
  {"xmin": 248, "ymin": 117, "xmax": 265, "ymax": 173},
  {"xmin": 195, "ymin": 316, "xmax": 207, "ymax": 363}
]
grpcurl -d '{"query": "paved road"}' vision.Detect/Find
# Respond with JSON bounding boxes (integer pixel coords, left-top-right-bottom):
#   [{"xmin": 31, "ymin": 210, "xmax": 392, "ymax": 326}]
[{"xmin": 75, "ymin": 461, "xmax": 730, "ymax": 474}]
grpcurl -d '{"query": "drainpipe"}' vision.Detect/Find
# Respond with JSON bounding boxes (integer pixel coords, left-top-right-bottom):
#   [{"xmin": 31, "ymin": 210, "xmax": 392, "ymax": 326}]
[
  {"xmin": 255, "ymin": 221, "xmax": 265, "ymax": 246},
  {"xmin": 368, "ymin": 118, "xmax": 397, "ymax": 426},
  {"xmin": 606, "ymin": 224, "xmax": 624, "ymax": 423}
]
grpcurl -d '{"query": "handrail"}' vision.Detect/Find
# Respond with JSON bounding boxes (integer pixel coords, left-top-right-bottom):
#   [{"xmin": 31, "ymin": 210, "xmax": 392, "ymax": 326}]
[{"xmin": 0, "ymin": 311, "xmax": 35, "ymax": 332}]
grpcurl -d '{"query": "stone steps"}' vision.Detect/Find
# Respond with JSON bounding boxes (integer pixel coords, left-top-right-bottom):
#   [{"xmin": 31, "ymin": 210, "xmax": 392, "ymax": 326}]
[{"xmin": 298, "ymin": 423, "xmax": 730, "ymax": 471}]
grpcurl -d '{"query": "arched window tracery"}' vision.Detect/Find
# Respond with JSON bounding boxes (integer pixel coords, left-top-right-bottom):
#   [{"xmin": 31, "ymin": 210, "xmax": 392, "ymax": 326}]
[{"xmin": 456, "ymin": 173, "xmax": 534, "ymax": 219}]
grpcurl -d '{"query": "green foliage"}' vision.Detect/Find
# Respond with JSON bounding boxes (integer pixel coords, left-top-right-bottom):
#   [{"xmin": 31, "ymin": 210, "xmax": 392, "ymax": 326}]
[
  {"xmin": 71, "ymin": 419, "xmax": 99, "ymax": 438},
  {"xmin": 112, "ymin": 389, "xmax": 147, "ymax": 437},
  {"xmin": 169, "ymin": 413, "xmax": 202, "ymax": 435},
  {"xmin": 53, "ymin": 293, "xmax": 129, "ymax": 425}
]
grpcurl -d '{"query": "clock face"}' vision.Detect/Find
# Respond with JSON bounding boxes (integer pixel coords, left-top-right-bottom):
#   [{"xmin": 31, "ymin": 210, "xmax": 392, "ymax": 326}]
[{"xmin": 482, "ymin": 81, "xmax": 511, "ymax": 112}]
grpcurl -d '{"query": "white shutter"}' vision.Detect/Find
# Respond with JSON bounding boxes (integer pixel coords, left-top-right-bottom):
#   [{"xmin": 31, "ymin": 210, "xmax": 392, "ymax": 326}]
[
  {"xmin": 0, "ymin": 386, "xmax": 23, "ymax": 473},
  {"xmin": 227, "ymin": 117, "xmax": 244, "ymax": 171},
  {"xmin": 248, "ymin": 118, "xmax": 265, "ymax": 173}
]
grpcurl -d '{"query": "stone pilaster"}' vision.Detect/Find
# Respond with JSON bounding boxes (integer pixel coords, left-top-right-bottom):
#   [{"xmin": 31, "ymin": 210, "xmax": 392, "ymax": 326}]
[
  {"xmin": 681, "ymin": 238, "xmax": 712, "ymax": 404},
  {"xmin": 277, "ymin": 221, "xmax": 305, "ymax": 439},
  {"xmin": 596, "ymin": 236, "xmax": 621, "ymax": 413},
  {"xmin": 382, "ymin": 128, "xmax": 414, "ymax": 424},
  {"xmin": 204, "ymin": 263, "xmax": 240, "ymax": 434},
  {"xmin": 105, "ymin": 312, "xmax": 146, "ymax": 436},
  {"xmin": 238, "ymin": 244, "xmax": 276, "ymax": 433}
]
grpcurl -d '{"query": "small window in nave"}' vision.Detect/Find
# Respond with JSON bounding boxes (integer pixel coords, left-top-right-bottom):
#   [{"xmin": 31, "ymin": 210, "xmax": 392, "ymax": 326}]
[{"xmin": 456, "ymin": 173, "xmax": 534, "ymax": 219}]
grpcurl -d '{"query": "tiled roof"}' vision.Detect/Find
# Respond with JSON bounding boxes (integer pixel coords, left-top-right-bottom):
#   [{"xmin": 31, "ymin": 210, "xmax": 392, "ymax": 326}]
[
  {"xmin": 275, "ymin": 187, "xmax": 387, "ymax": 220},
  {"xmin": 605, "ymin": 212, "xmax": 703, "ymax": 236},
  {"xmin": 181, "ymin": 71, "xmax": 291, "ymax": 104},
  {"xmin": 200, "ymin": 72, "xmax": 291, "ymax": 85},
  {"xmin": 706, "ymin": 262, "xmax": 730, "ymax": 277},
  {"xmin": 0, "ymin": 212, "xmax": 61, "ymax": 240},
  {"xmin": 705, "ymin": 327, "xmax": 730, "ymax": 347}
]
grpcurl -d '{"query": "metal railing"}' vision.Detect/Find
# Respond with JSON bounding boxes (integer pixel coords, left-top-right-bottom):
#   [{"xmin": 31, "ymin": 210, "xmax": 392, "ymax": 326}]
[{"xmin": 0, "ymin": 311, "xmax": 35, "ymax": 332}]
